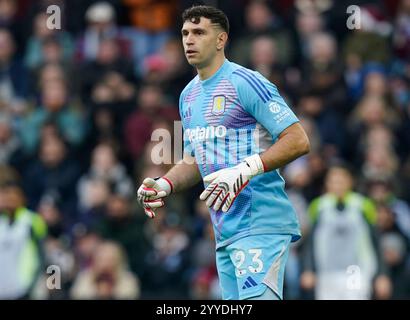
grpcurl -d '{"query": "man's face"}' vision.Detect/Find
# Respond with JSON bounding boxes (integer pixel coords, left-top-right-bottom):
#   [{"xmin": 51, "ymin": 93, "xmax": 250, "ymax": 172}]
[
  {"xmin": 0, "ymin": 186, "xmax": 25, "ymax": 213},
  {"xmin": 325, "ymin": 168, "xmax": 353, "ymax": 198},
  {"xmin": 181, "ymin": 17, "xmax": 224, "ymax": 68}
]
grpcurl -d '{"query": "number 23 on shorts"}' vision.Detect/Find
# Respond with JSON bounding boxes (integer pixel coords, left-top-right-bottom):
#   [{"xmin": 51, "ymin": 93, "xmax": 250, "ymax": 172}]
[{"xmin": 232, "ymin": 248, "xmax": 264, "ymax": 277}]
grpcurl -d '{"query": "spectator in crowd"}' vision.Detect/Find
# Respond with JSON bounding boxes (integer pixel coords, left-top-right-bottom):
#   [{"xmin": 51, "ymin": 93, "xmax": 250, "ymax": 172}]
[
  {"xmin": 19, "ymin": 80, "xmax": 86, "ymax": 156},
  {"xmin": 247, "ymin": 35, "xmax": 287, "ymax": 90},
  {"xmin": 72, "ymin": 227, "xmax": 102, "ymax": 272},
  {"xmin": 89, "ymin": 67, "xmax": 137, "ymax": 126},
  {"xmin": 342, "ymin": 6, "xmax": 392, "ymax": 101},
  {"xmin": 302, "ymin": 32, "xmax": 347, "ymax": 115},
  {"xmin": 0, "ymin": 181, "xmax": 47, "ymax": 299},
  {"xmin": 347, "ymin": 95, "xmax": 400, "ymax": 165},
  {"xmin": 0, "ymin": 0, "xmax": 26, "ymax": 55},
  {"xmin": 30, "ymin": 62, "xmax": 81, "ymax": 106},
  {"xmin": 77, "ymin": 176, "xmax": 110, "ymax": 229},
  {"xmin": 124, "ymin": 84, "xmax": 179, "ymax": 161},
  {"xmin": 142, "ymin": 211, "xmax": 191, "ymax": 299},
  {"xmin": 32, "ymin": 195, "xmax": 77, "ymax": 299},
  {"xmin": 70, "ymin": 240, "xmax": 140, "ymax": 299},
  {"xmin": 80, "ymin": 35, "xmax": 137, "ymax": 118},
  {"xmin": 24, "ymin": 11, "xmax": 73, "ymax": 70},
  {"xmin": 37, "ymin": 192, "xmax": 67, "ymax": 240},
  {"xmin": 392, "ymin": 0, "xmax": 410, "ymax": 62},
  {"xmin": 343, "ymin": 5, "xmax": 391, "ymax": 66},
  {"xmin": 96, "ymin": 190, "xmax": 148, "ymax": 277},
  {"xmin": 229, "ymin": 0, "xmax": 295, "ymax": 67},
  {"xmin": 300, "ymin": 164, "xmax": 391, "ymax": 299},
  {"xmin": 23, "ymin": 133, "xmax": 81, "ymax": 225},
  {"xmin": 121, "ymin": 0, "xmax": 178, "ymax": 75},
  {"xmin": 375, "ymin": 202, "xmax": 410, "ymax": 298},
  {"xmin": 84, "ymin": 104, "xmax": 124, "ymax": 161},
  {"xmin": 142, "ymin": 37, "xmax": 193, "ymax": 103},
  {"xmin": 28, "ymin": 36, "xmax": 76, "ymax": 96},
  {"xmin": 77, "ymin": 142, "xmax": 133, "ymax": 219},
  {"xmin": 293, "ymin": 9, "xmax": 325, "ymax": 65},
  {"xmin": 0, "ymin": 112, "xmax": 24, "ymax": 168},
  {"xmin": 0, "ymin": 28, "xmax": 28, "ymax": 115},
  {"xmin": 75, "ymin": 1, "xmax": 131, "ymax": 63},
  {"xmin": 297, "ymin": 89, "xmax": 347, "ymax": 159},
  {"xmin": 368, "ymin": 179, "xmax": 410, "ymax": 241}
]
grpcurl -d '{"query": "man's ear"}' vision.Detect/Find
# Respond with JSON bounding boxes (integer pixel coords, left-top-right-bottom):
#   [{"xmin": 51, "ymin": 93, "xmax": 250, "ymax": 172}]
[{"xmin": 216, "ymin": 32, "xmax": 228, "ymax": 51}]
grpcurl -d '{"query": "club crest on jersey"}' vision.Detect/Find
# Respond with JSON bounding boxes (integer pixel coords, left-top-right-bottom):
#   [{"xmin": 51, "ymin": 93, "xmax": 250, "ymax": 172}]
[
  {"xmin": 269, "ymin": 101, "xmax": 281, "ymax": 113},
  {"xmin": 212, "ymin": 95, "xmax": 226, "ymax": 115}
]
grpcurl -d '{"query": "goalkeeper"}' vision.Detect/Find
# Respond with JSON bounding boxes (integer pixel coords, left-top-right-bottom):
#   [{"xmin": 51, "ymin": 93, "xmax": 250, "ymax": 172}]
[{"xmin": 137, "ymin": 5, "xmax": 310, "ymax": 300}]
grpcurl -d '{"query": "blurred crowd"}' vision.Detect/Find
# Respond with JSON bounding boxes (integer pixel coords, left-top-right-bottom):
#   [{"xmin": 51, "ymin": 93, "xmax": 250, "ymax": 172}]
[{"xmin": 0, "ymin": 0, "xmax": 409, "ymax": 300}]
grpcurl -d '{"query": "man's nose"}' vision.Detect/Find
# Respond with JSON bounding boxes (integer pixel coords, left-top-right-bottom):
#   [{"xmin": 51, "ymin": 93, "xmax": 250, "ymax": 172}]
[{"xmin": 185, "ymin": 33, "xmax": 194, "ymax": 45}]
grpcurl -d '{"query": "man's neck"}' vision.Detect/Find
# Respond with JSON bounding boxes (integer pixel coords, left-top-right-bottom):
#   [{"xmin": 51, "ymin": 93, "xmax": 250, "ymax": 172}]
[{"xmin": 197, "ymin": 54, "xmax": 225, "ymax": 81}]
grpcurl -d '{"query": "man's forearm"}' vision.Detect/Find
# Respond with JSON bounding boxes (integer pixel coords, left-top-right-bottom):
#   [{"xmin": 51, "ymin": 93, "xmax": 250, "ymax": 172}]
[
  {"xmin": 163, "ymin": 157, "xmax": 202, "ymax": 193},
  {"xmin": 260, "ymin": 122, "xmax": 310, "ymax": 172}
]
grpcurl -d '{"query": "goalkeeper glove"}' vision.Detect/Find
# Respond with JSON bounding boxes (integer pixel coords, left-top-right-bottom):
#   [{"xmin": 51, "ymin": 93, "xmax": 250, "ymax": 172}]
[
  {"xmin": 137, "ymin": 177, "xmax": 173, "ymax": 218},
  {"xmin": 199, "ymin": 154, "xmax": 265, "ymax": 212}
]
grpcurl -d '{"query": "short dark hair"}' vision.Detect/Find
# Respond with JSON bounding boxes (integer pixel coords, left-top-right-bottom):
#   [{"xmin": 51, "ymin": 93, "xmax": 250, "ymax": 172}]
[
  {"xmin": 327, "ymin": 159, "xmax": 354, "ymax": 177},
  {"xmin": 182, "ymin": 5, "xmax": 229, "ymax": 34}
]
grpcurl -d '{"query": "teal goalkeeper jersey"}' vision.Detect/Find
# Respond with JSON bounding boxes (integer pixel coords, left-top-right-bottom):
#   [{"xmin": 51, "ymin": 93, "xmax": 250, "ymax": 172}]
[{"xmin": 180, "ymin": 59, "xmax": 301, "ymax": 248}]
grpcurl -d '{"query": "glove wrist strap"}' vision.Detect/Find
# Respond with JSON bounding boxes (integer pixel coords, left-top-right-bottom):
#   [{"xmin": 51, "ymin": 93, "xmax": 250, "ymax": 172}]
[
  {"xmin": 243, "ymin": 154, "xmax": 265, "ymax": 177},
  {"xmin": 154, "ymin": 177, "xmax": 173, "ymax": 195}
]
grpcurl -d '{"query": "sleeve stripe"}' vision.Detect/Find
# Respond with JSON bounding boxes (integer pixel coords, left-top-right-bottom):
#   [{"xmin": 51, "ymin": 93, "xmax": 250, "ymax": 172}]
[
  {"xmin": 233, "ymin": 71, "xmax": 268, "ymax": 102},
  {"xmin": 234, "ymin": 68, "xmax": 272, "ymax": 101},
  {"xmin": 240, "ymin": 68, "xmax": 273, "ymax": 100},
  {"xmin": 233, "ymin": 69, "xmax": 270, "ymax": 103}
]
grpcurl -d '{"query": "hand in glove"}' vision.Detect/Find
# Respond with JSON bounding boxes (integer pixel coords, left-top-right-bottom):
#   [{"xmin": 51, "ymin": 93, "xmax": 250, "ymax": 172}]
[
  {"xmin": 199, "ymin": 154, "xmax": 264, "ymax": 212},
  {"xmin": 137, "ymin": 177, "xmax": 173, "ymax": 218}
]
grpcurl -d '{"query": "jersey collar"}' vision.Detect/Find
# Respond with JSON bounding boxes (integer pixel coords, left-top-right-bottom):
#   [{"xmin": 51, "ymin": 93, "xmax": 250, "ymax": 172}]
[{"xmin": 200, "ymin": 59, "xmax": 229, "ymax": 88}]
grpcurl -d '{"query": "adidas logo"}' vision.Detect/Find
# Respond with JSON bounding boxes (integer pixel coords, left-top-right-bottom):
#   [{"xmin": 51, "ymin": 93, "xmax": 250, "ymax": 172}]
[
  {"xmin": 242, "ymin": 276, "xmax": 258, "ymax": 289},
  {"xmin": 183, "ymin": 107, "xmax": 192, "ymax": 119}
]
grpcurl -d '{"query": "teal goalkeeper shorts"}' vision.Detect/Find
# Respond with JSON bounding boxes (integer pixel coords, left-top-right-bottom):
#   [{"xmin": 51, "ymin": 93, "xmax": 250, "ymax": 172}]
[{"xmin": 215, "ymin": 233, "xmax": 292, "ymax": 300}]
